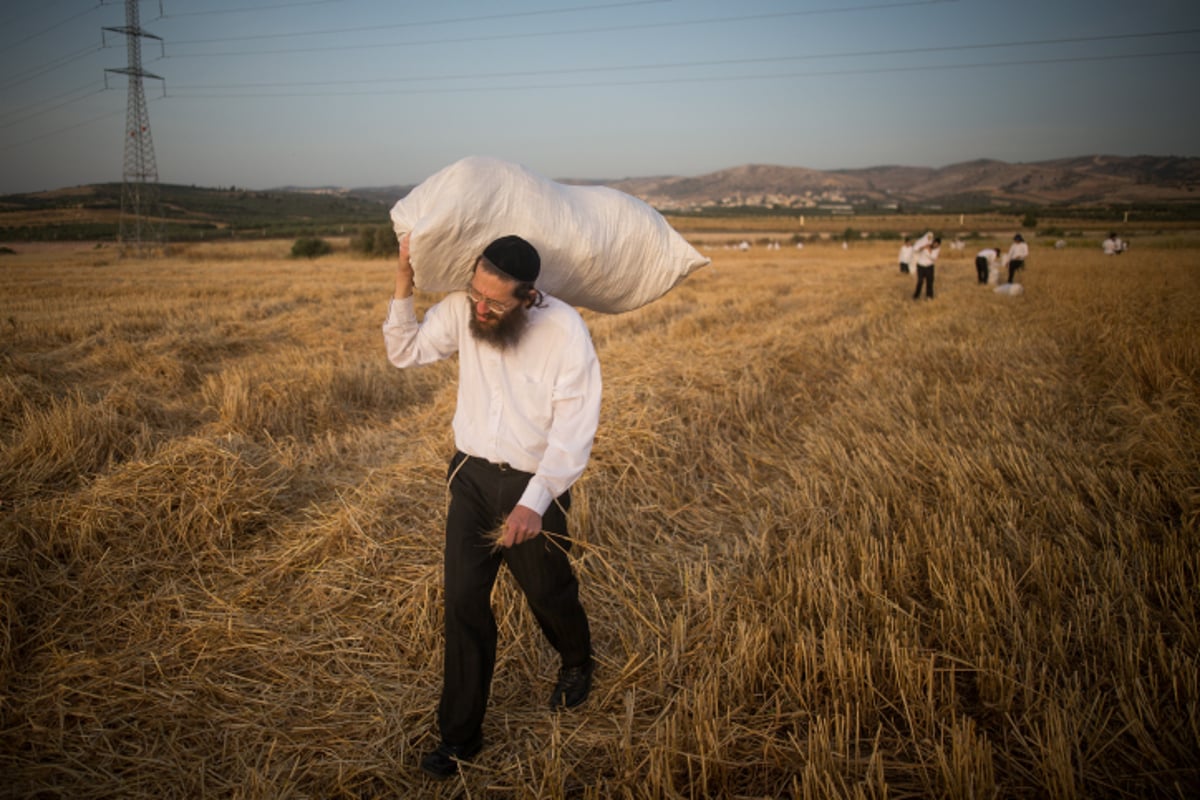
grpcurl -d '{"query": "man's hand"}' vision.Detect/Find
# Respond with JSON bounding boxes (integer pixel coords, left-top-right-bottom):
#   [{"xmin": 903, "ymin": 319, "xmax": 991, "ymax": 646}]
[
  {"xmin": 395, "ymin": 233, "xmax": 414, "ymax": 299},
  {"xmin": 500, "ymin": 505, "xmax": 543, "ymax": 548}
]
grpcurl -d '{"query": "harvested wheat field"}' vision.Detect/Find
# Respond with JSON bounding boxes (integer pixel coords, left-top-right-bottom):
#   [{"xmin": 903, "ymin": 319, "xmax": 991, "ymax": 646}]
[{"xmin": 2, "ymin": 237, "xmax": 1198, "ymax": 798}]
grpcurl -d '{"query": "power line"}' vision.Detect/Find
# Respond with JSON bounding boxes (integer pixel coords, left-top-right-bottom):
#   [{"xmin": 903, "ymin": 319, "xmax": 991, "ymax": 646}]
[
  {"xmin": 169, "ymin": 0, "xmax": 675, "ymax": 43},
  {"xmin": 0, "ymin": 2, "xmax": 104, "ymax": 51},
  {"xmin": 158, "ymin": 0, "xmax": 665, "ymax": 22},
  {"xmin": 167, "ymin": 28, "xmax": 1200, "ymax": 91},
  {"xmin": 6, "ymin": 3, "xmax": 1189, "ymax": 157},
  {"xmin": 166, "ymin": 0, "xmax": 951, "ymax": 47},
  {"xmin": 0, "ymin": 0, "xmax": 973, "ymax": 140},
  {"xmin": 159, "ymin": 0, "xmax": 348, "ymax": 17},
  {"xmin": 164, "ymin": 48, "xmax": 1200, "ymax": 99},
  {"xmin": 0, "ymin": 106, "xmax": 128, "ymax": 152},
  {"xmin": 11, "ymin": 44, "xmax": 1190, "ymax": 153},
  {"xmin": 0, "ymin": 0, "xmax": 69, "ymax": 30},
  {"xmin": 0, "ymin": 43, "xmax": 104, "ymax": 93},
  {"xmin": 0, "ymin": 82, "xmax": 109, "ymax": 130}
]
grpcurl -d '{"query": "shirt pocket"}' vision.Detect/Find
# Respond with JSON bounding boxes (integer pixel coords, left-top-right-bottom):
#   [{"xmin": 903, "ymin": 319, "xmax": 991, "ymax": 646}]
[{"xmin": 516, "ymin": 366, "xmax": 553, "ymax": 429}]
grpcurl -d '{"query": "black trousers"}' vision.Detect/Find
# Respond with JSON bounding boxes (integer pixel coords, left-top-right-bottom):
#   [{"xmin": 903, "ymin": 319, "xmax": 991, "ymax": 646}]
[
  {"xmin": 1008, "ymin": 259, "xmax": 1024, "ymax": 284},
  {"xmin": 975, "ymin": 256, "xmax": 989, "ymax": 283},
  {"xmin": 438, "ymin": 452, "xmax": 591, "ymax": 746},
  {"xmin": 913, "ymin": 264, "xmax": 934, "ymax": 299},
  {"xmin": 899, "ymin": 261, "xmax": 910, "ymax": 274}
]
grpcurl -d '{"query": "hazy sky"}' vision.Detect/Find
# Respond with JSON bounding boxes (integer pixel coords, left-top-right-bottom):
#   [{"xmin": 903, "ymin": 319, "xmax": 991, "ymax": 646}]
[{"xmin": 2, "ymin": 0, "xmax": 1198, "ymax": 194}]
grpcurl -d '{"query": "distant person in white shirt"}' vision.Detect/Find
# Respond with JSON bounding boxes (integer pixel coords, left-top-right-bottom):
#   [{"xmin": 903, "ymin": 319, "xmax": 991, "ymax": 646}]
[
  {"xmin": 898, "ymin": 237, "xmax": 913, "ymax": 274},
  {"xmin": 1102, "ymin": 233, "xmax": 1119, "ymax": 255},
  {"xmin": 975, "ymin": 247, "xmax": 1001, "ymax": 285},
  {"xmin": 385, "ymin": 234, "xmax": 601, "ymax": 779},
  {"xmin": 913, "ymin": 234, "xmax": 940, "ymax": 300},
  {"xmin": 1006, "ymin": 233, "xmax": 1029, "ymax": 284}
]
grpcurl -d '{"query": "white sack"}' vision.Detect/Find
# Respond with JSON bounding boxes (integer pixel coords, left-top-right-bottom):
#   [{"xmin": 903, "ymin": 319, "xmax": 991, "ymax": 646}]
[
  {"xmin": 994, "ymin": 282, "xmax": 1024, "ymax": 296},
  {"xmin": 390, "ymin": 156, "xmax": 710, "ymax": 313}
]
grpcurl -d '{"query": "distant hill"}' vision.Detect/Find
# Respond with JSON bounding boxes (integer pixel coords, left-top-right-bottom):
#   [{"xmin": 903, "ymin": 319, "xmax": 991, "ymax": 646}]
[
  {"xmin": 343, "ymin": 155, "xmax": 1200, "ymax": 214},
  {"xmin": 596, "ymin": 155, "xmax": 1200, "ymax": 212},
  {"xmin": 3, "ymin": 155, "xmax": 1198, "ymax": 241}
]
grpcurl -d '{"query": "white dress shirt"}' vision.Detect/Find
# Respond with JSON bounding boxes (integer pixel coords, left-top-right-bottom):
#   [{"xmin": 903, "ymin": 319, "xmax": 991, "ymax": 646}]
[
  {"xmin": 976, "ymin": 248, "xmax": 999, "ymax": 265},
  {"xmin": 1008, "ymin": 241, "xmax": 1029, "ymax": 262},
  {"xmin": 383, "ymin": 292, "xmax": 602, "ymax": 516},
  {"xmin": 915, "ymin": 242, "xmax": 939, "ymax": 267}
]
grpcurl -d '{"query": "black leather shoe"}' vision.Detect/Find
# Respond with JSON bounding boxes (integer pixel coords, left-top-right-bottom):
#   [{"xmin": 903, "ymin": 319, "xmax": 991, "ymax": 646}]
[
  {"xmin": 549, "ymin": 659, "xmax": 594, "ymax": 710},
  {"xmin": 419, "ymin": 737, "xmax": 483, "ymax": 779}
]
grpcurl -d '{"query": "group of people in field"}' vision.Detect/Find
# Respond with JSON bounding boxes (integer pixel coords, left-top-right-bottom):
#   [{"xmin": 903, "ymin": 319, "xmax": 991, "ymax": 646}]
[{"xmin": 897, "ymin": 232, "xmax": 1028, "ymax": 300}]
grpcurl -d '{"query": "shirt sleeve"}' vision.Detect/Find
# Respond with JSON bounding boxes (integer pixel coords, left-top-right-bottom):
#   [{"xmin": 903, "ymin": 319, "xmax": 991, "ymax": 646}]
[
  {"xmin": 517, "ymin": 321, "xmax": 603, "ymax": 516},
  {"xmin": 382, "ymin": 295, "xmax": 460, "ymax": 368}
]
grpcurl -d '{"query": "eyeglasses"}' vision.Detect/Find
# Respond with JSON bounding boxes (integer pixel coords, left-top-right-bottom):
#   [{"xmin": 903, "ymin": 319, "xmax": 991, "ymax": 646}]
[{"xmin": 466, "ymin": 285, "xmax": 517, "ymax": 315}]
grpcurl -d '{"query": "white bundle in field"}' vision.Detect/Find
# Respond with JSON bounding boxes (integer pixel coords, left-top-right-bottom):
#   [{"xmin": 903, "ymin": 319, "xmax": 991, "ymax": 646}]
[
  {"xmin": 994, "ymin": 282, "xmax": 1025, "ymax": 296},
  {"xmin": 389, "ymin": 156, "xmax": 710, "ymax": 313}
]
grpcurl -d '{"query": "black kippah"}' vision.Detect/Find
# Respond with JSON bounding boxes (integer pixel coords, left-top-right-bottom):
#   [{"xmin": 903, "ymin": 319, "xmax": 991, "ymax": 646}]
[{"xmin": 482, "ymin": 235, "xmax": 540, "ymax": 283}]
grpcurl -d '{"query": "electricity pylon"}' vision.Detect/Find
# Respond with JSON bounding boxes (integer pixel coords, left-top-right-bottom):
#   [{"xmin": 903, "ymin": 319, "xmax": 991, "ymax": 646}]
[{"xmin": 104, "ymin": 0, "xmax": 164, "ymax": 256}]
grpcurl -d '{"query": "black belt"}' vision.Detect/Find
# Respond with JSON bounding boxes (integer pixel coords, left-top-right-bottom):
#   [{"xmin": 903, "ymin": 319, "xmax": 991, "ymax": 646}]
[{"xmin": 459, "ymin": 451, "xmax": 529, "ymax": 475}]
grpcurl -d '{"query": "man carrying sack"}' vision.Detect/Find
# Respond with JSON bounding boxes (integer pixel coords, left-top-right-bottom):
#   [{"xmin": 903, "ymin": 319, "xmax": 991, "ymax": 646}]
[{"xmin": 383, "ymin": 233, "xmax": 601, "ymax": 780}]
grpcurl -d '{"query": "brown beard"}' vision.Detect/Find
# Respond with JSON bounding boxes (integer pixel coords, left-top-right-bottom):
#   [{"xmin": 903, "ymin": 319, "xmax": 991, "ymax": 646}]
[{"xmin": 468, "ymin": 299, "xmax": 529, "ymax": 349}]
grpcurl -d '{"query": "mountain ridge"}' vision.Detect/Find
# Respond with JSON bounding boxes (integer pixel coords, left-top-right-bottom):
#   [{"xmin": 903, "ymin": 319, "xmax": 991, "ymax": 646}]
[
  {"xmin": 330, "ymin": 154, "xmax": 1199, "ymax": 212},
  {"xmin": 3, "ymin": 155, "xmax": 1197, "ymax": 238},
  {"xmin": 592, "ymin": 154, "xmax": 1200, "ymax": 211}
]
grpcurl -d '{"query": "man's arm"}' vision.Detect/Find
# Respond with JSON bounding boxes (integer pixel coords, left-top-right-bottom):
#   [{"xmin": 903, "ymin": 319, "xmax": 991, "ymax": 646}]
[
  {"xmin": 499, "ymin": 374, "xmax": 600, "ymax": 548},
  {"xmin": 395, "ymin": 233, "xmax": 414, "ymax": 299},
  {"xmin": 499, "ymin": 321, "xmax": 602, "ymax": 548},
  {"xmin": 382, "ymin": 233, "xmax": 459, "ymax": 368}
]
